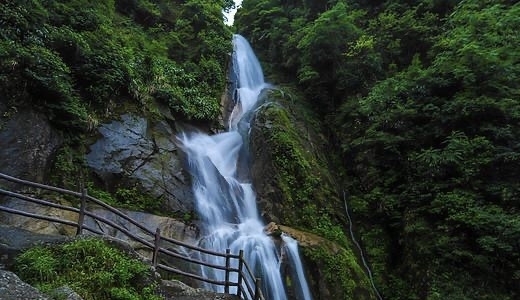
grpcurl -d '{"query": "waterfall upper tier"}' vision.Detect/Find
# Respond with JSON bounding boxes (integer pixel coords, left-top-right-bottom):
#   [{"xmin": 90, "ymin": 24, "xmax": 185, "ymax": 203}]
[{"xmin": 229, "ymin": 35, "xmax": 270, "ymax": 130}]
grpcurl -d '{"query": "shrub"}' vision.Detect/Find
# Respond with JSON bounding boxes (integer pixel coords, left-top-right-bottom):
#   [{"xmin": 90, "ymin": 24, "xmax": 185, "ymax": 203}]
[{"xmin": 15, "ymin": 238, "xmax": 161, "ymax": 300}]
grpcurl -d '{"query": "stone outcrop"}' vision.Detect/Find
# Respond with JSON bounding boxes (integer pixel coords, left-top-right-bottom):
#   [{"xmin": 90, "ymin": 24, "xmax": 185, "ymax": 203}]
[
  {"xmin": 0, "ymin": 270, "xmax": 238, "ymax": 300},
  {"xmin": 248, "ymin": 96, "xmax": 378, "ymax": 299},
  {"xmin": 0, "ymin": 198, "xmax": 79, "ymax": 237},
  {"xmin": 86, "ymin": 114, "xmax": 193, "ymax": 214},
  {"xmin": 245, "ymin": 98, "xmax": 283, "ymax": 224},
  {"xmin": 48, "ymin": 286, "xmax": 84, "ymax": 300},
  {"xmin": 0, "ymin": 201, "xmax": 199, "ymax": 261},
  {"xmin": 0, "ymin": 104, "xmax": 62, "ymax": 184}
]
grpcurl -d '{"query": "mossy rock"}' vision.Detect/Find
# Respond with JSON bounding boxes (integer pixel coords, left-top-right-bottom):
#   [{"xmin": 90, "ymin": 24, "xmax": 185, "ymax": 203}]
[
  {"xmin": 280, "ymin": 225, "xmax": 376, "ymax": 300},
  {"xmin": 250, "ymin": 91, "xmax": 342, "ymax": 232}
]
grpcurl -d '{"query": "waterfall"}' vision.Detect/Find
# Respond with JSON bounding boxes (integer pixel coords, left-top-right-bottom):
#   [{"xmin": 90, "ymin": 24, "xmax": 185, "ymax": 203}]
[{"xmin": 177, "ymin": 34, "xmax": 312, "ymax": 300}]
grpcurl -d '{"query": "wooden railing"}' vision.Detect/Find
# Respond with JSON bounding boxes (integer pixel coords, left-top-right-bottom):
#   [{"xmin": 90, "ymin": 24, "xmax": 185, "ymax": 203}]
[{"xmin": 0, "ymin": 172, "xmax": 265, "ymax": 300}]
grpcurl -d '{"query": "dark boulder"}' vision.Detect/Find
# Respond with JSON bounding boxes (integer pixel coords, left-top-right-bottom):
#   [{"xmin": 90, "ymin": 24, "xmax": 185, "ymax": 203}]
[
  {"xmin": 0, "ymin": 105, "xmax": 62, "ymax": 184},
  {"xmin": 86, "ymin": 114, "xmax": 194, "ymax": 214}
]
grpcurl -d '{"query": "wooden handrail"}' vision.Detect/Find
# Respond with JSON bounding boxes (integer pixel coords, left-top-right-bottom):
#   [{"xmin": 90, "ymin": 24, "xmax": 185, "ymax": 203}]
[
  {"xmin": 0, "ymin": 188, "xmax": 80, "ymax": 213},
  {"xmin": 0, "ymin": 205, "xmax": 79, "ymax": 228},
  {"xmin": 0, "ymin": 172, "xmax": 266, "ymax": 300},
  {"xmin": 0, "ymin": 173, "xmax": 82, "ymax": 197}
]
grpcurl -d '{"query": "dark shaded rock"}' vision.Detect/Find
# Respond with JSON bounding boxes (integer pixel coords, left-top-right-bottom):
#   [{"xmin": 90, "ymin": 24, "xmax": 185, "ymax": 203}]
[
  {"xmin": 0, "ymin": 224, "xmax": 69, "ymax": 270},
  {"xmin": 0, "ymin": 270, "xmax": 49, "ymax": 300},
  {"xmin": 248, "ymin": 103, "xmax": 283, "ymax": 224},
  {"xmin": 85, "ymin": 114, "xmax": 194, "ymax": 213},
  {"xmin": 0, "ymin": 107, "xmax": 62, "ymax": 184},
  {"xmin": 221, "ymin": 53, "xmax": 239, "ymax": 129}
]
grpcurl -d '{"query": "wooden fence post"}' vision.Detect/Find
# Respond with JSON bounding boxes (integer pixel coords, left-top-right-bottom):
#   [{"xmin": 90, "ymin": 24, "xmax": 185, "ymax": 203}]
[
  {"xmin": 76, "ymin": 187, "xmax": 87, "ymax": 236},
  {"xmin": 224, "ymin": 248, "xmax": 231, "ymax": 293},
  {"xmin": 153, "ymin": 228, "xmax": 161, "ymax": 268},
  {"xmin": 237, "ymin": 250, "xmax": 244, "ymax": 297},
  {"xmin": 254, "ymin": 278, "xmax": 262, "ymax": 300}
]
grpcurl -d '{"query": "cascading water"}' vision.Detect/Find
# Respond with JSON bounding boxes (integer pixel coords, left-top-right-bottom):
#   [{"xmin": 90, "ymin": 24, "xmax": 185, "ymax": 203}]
[{"xmin": 178, "ymin": 34, "xmax": 312, "ymax": 300}]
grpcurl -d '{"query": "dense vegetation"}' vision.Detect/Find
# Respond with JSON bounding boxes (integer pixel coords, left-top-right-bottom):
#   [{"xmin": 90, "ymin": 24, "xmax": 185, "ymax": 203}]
[
  {"xmin": 15, "ymin": 238, "xmax": 160, "ymax": 299},
  {"xmin": 252, "ymin": 91, "xmax": 376, "ymax": 298},
  {"xmin": 0, "ymin": 0, "xmax": 232, "ymax": 128},
  {"xmin": 236, "ymin": 0, "xmax": 520, "ymax": 299},
  {"xmin": 2, "ymin": 0, "xmax": 519, "ymax": 299},
  {"xmin": 0, "ymin": 0, "xmax": 232, "ymax": 206}
]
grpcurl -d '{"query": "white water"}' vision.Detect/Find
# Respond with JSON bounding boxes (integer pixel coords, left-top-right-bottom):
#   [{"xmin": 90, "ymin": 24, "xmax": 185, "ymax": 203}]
[{"xmin": 178, "ymin": 34, "xmax": 312, "ymax": 300}]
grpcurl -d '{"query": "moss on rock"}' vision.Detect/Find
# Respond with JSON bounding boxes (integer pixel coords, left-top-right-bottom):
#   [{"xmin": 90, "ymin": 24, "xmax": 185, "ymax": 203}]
[
  {"xmin": 280, "ymin": 225, "xmax": 375, "ymax": 300},
  {"xmin": 250, "ymin": 88, "xmax": 377, "ymax": 299},
  {"xmin": 251, "ymin": 89, "xmax": 344, "ymax": 241}
]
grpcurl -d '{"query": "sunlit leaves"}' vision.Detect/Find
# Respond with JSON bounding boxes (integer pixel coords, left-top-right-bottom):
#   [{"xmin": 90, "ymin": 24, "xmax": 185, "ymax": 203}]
[{"xmin": 433, "ymin": 1, "xmax": 520, "ymax": 92}]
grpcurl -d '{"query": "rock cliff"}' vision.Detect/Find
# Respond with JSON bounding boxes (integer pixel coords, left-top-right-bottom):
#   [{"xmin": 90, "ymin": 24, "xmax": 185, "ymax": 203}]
[{"xmin": 86, "ymin": 113, "xmax": 194, "ymax": 214}]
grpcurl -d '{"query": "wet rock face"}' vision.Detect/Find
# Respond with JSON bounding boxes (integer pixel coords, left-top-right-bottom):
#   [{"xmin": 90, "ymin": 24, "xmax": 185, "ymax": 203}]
[
  {"xmin": 86, "ymin": 114, "xmax": 194, "ymax": 213},
  {"xmin": 0, "ymin": 106, "xmax": 62, "ymax": 183},
  {"xmin": 248, "ymin": 107, "xmax": 282, "ymax": 224}
]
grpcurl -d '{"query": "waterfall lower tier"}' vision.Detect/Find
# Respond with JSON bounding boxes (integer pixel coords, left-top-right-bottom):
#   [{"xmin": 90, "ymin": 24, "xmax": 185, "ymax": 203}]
[{"xmin": 178, "ymin": 34, "xmax": 312, "ymax": 300}]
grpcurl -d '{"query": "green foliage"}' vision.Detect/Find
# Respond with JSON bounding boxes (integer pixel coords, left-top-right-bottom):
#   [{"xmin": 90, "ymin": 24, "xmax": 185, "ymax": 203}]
[
  {"xmin": 115, "ymin": 186, "xmax": 162, "ymax": 212},
  {"xmin": 236, "ymin": 0, "xmax": 382, "ymax": 111},
  {"xmin": 50, "ymin": 144, "xmax": 88, "ymax": 189},
  {"xmin": 335, "ymin": 1, "xmax": 520, "ymax": 299},
  {"xmin": 367, "ymin": 2, "xmax": 442, "ymax": 72},
  {"xmin": 15, "ymin": 238, "xmax": 160, "ymax": 300},
  {"xmin": 151, "ymin": 59, "xmax": 221, "ymax": 121},
  {"xmin": 236, "ymin": 0, "xmax": 520, "ymax": 299},
  {"xmin": 0, "ymin": 0, "xmax": 231, "ymax": 129},
  {"xmin": 85, "ymin": 183, "xmax": 163, "ymax": 214},
  {"xmin": 15, "ymin": 247, "xmax": 58, "ymax": 283},
  {"xmin": 87, "ymin": 184, "xmax": 118, "ymax": 205}
]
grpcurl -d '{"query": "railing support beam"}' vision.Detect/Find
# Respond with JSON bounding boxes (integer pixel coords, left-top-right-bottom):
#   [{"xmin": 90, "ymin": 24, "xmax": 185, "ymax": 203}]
[
  {"xmin": 254, "ymin": 278, "xmax": 262, "ymax": 300},
  {"xmin": 76, "ymin": 187, "xmax": 87, "ymax": 236},
  {"xmin": 225, "ymin": 248, "xmax": 231, "ymax": 293},
  {"xmin": 153, "ymin": 228, "xmax": 161, "ymax": 268},
  {"xmin": 237, "ymin": 250, "xmax": 244, "ymax": 297}
]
